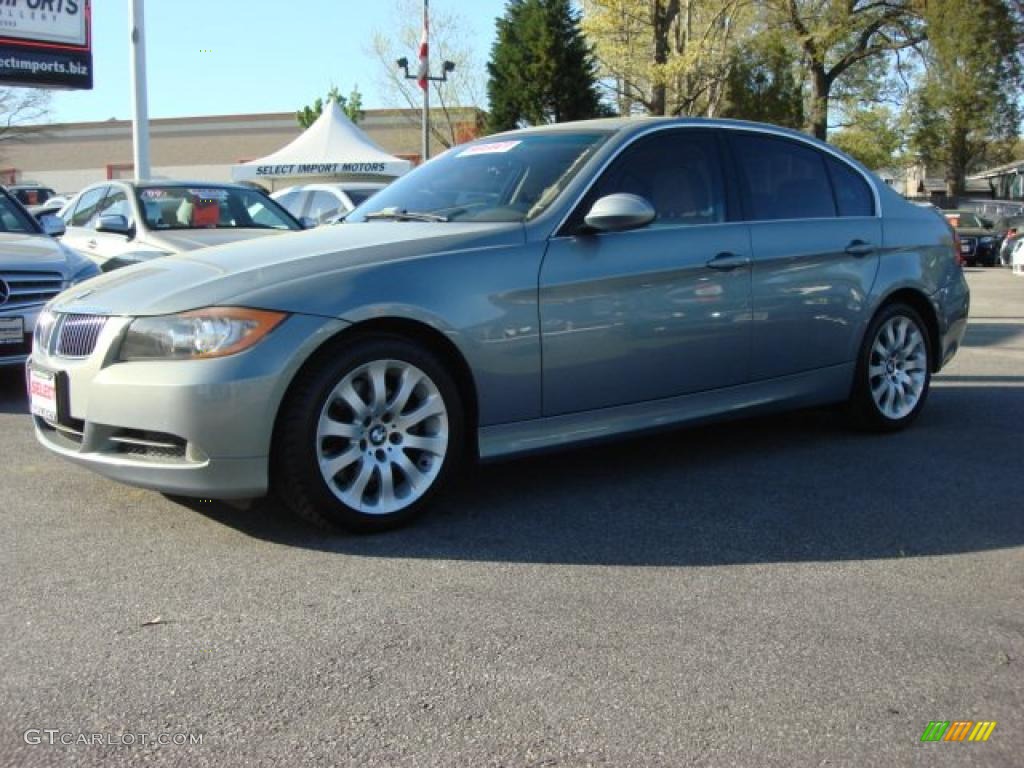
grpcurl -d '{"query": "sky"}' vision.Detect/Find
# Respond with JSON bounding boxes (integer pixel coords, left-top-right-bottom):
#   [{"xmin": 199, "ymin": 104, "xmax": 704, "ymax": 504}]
[{"xmin": 48, "ymin": 0, "xmax": 508, "ymax": 124}]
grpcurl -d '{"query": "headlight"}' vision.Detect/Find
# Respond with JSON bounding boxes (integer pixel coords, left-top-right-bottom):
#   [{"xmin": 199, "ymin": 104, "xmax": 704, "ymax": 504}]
[{"xmin": 119, "ymin": 307, "xmax": 287, "ymax": 361}]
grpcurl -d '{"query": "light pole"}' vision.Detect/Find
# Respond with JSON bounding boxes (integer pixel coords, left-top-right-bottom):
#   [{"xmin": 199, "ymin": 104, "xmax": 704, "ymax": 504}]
[
  {"xmin": 129, "ymin": 0, "xmax": 150, "ymax": 180},
  {"xmin": 395, "ymin": 1, "xmax": 455, "ymax": 164}
]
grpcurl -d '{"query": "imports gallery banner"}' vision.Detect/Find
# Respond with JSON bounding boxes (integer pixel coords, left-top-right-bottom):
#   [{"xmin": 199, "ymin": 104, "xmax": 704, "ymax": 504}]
[{"xmin": 0, "ymin": 0, "xmax": 92, "ymax": 90}]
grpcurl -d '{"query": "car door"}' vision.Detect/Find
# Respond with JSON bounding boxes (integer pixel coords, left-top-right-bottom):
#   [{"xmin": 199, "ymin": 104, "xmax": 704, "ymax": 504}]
[
  {"xmin": 539, "ymin": 128, "xmax": 753, "ymax": 416},
  {"xmin": 60, "ymin": 185, "xmax": 109, "ymax": 258},
  {"xmin": 726, "ymin": 131, "xmax": 882, "ymax": 380}
]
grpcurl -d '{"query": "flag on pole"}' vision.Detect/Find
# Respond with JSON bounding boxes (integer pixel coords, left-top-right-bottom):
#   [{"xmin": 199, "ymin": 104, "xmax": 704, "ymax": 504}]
[{"xmin": 416, "ymin": 1, "xmax": 429, "ymax": 91}]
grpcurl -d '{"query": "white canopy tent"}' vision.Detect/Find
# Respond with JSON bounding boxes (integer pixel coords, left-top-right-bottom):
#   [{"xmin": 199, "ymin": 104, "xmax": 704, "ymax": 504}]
[{"xmin": 232, "ymin": 101, "xmax": 413, "ymax": 187}]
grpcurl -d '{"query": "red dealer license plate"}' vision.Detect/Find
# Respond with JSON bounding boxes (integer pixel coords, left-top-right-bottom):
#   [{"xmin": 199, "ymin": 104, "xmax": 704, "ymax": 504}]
[{"xmin": 29, "ymin": 367, "xmax": 58, "ymax": 423}]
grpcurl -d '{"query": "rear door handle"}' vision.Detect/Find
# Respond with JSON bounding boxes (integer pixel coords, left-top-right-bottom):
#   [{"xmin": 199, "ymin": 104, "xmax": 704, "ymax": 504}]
[
  {"xmin": 706, "ymin": 252, "xmax": 749, "ymax": 271},
  {"xmin": 845, "ymin": 240, "xmax": 875, "ymax": 257}
]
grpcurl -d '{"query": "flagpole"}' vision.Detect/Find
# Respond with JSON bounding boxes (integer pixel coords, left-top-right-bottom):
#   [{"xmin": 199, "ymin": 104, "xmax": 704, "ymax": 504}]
[
  {"xmin": 130, "ymin": 0, "xmax": 151, "ymax": 180},
  {"xmin": 422, "ymin": 0, "xmax": 429, "ymax": 163}
]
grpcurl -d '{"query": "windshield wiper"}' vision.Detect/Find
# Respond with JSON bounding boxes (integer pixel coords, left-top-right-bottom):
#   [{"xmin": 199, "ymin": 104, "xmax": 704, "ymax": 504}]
[{"xmin": 363, "ymin": 207, "xmax": 448, "ymax": 223}]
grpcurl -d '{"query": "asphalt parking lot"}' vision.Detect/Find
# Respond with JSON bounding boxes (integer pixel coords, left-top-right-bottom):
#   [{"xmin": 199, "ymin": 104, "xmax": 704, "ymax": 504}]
[{"xmin": 1, "ymin": 269, "xmax": 1021, "ymax": 767}]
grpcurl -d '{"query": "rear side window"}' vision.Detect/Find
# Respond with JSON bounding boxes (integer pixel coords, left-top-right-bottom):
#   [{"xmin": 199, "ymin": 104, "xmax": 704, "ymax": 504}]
[
  {"xmin": 730, "ymin": 134, "xmax": 836, "ymax": 220},
  {"xmin": 826, "ymin": 156, "xmax": 874, "ymax": 217}
]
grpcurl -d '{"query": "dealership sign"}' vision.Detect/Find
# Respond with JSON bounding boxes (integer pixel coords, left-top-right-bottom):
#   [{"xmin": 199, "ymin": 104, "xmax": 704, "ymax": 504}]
[{"xmin": 0, "ymin": 0, "xmax": 92, "ymax": 89}]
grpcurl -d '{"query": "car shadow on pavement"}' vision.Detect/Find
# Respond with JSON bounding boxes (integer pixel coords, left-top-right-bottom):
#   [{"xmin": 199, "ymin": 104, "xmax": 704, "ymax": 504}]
[
  {"xmin": 0, "ymin": 369, "xmax": 28, "ymax": 414},
  {"xmin": 180, "ymin": 379, "xmax": 1024, "ymax": 567},
  {"xmin": 962, "ymin": 322, "xmax": 1024, "ymax": 348}
]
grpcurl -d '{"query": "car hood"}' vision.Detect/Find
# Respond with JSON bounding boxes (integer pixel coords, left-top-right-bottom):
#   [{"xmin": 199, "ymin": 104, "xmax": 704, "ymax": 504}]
[
  {"xmin": 0, "ymin": 232, "xmax": 90, "ymax": 275},
  {"xmin": 141, "ymin": 228, "xmax": 287, "ymax": 253},
  {"xmin": 51, "ymin": 222, "xmax": 524, "ymax": 317}
]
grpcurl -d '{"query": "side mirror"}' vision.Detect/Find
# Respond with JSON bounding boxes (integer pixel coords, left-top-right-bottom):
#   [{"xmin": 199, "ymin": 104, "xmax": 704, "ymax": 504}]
[
  {"xmin": 299, "ymin": 216, "xmax": 317, "ymax": 229},
  {"xmin": 583, "ymin": 193, "xmax": 656, "ymax": 233},
  {"xmin": 95, "ymin": 214, "xmax": 132, "ymax": 236},
  {"xmin": 38, "ymin": 214, "xmax": 66, "ymax": 238}
]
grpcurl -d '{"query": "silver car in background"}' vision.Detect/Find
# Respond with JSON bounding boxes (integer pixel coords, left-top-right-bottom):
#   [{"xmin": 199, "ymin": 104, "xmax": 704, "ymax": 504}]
[
  {"xmin": 30, "ymin": 118, "xmax": 969, "ymax": 531},
  {"xmin": 271, "ymin": 182, "xmax": 388, "ymax": 226},
  {"xmin": 59, "ymin": 180, "xmax": 304, "ymax": 271},
  {"xmin": 0, "ymin": 188, "xmax": 99, "ymax": 367}
]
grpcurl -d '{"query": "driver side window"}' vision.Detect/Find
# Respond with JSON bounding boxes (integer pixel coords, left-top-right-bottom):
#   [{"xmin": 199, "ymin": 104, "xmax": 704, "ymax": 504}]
[
  {"xmin": 68, "ymin": 186, "xmax": 109, "ymax": 228},
  {"xmin": 96, "ymin": 189, "xmax": 131, "ymax": 225},
  {"xmin": 564, "ymin": 130, "xmax": 727, "ymax": 234}
]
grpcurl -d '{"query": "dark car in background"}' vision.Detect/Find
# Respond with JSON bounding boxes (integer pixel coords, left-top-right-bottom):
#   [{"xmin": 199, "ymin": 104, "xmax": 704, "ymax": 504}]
[
  {"xmin": 7, "ymin": 184, "xmax": 57, "ymax": 208},
  {"xmin": 943, "ymin": 210, "xmax": 1000, "ymax": 266}
]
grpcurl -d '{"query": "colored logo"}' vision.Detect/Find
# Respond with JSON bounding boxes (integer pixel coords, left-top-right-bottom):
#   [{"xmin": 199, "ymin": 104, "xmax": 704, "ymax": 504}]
[{"xmin": 921, "ymin": 721, "xmax": 997, "ymax": 742}]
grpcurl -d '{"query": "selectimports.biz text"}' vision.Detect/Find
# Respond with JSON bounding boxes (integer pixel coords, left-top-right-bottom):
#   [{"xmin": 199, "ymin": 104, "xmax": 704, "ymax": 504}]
[
  {"xmin": 0, "ymin": 56, "xmax": 88, "ymax": 76},
  {"xmin": 23, "ymin": 730, "xmax": 204, "ymax": 747}
]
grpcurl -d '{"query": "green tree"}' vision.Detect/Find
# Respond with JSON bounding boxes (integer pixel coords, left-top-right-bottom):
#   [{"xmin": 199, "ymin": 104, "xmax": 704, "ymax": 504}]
[
  {"xmin": 910, "ymin": 0, "xmax": 1023, "ymax": 196},
  {"xmin": 767, "ymin": 0, "xmax": 925, "ymax": 140},
  {"xmin": 831, "ymin": 106, "xmax": 903, "ymax": 169},
  {"xmin": 487, "ymin": 0, "xmax": 606, "ymax": 132},
  {"xmin": 582, "ymin": 0, "xmax": 754, "ymax": 117},
  {"xmin": 720, "ymin": 35, "xmax": 804, "ymax": 129},
  {"xmin": 296, "ymin": 85, "xmax": 365, "ymax": 129}
]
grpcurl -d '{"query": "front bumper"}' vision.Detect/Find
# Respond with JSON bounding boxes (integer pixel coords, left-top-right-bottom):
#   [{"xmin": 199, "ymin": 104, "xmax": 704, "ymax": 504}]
[
  {"xmin": 31, "ymin": 312, "xmax": 347, "ymax": 498},
  {"xmin": 0, "ymin": 304, "xmax": 42, "ymax": 367}
]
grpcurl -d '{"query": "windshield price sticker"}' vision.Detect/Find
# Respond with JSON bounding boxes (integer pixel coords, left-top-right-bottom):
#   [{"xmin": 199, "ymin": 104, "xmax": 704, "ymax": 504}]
[
  {"xmin": 188, "ymin": 189, "xmax": 229, "ymax": 200},
  {"xmin": 457, "ymin": 141, "xmax": 522, "ymax": 158}
]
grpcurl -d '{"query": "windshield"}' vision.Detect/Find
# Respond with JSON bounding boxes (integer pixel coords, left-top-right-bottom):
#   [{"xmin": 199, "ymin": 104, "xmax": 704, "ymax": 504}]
[
  {"xmin": 135, "ymin": 186, "xmax": 300, "ymax": 231},
  {"xmin": 347, "ymin": 132, "xmax": 610, "ymax": 223},
  {"xmin": 0, "ymin": 192, "xmax": 42, "ymax": 234}
]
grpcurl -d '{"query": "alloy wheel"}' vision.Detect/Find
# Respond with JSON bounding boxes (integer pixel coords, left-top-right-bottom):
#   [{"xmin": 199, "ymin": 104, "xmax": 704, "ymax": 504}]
[
  {"xmin": 867, "ymin": 315, "xmax": 927, "ymax": 421},
  {"xmin": 315, "ymin": 359, "xmax": 449, "ymax": 514}
]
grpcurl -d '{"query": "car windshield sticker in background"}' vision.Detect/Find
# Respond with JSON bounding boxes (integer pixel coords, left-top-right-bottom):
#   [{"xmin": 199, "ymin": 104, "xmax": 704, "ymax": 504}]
[
  {"xmin": 140, "ymin": 189, "xmax": 166, "ymax": 199},
  {"xmin": 457, "ymin": 141, "xmax": 522, "ymax": 158},
  {"xmin": 188, "ymin": 189, "xmax": 230, "ymax": 200}
]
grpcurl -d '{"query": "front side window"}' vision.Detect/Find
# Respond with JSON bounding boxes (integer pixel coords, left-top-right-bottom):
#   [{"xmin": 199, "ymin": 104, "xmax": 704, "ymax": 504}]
[
  {"xmin": 135, "ymin": 186, "xmax": 300, "ymax": 231},
  {"xmin": 97, "ymin": 188, "xmax": 131, "ymax": 222},
  {"xmin": 348, "ymin": 132, "xmax": 610, "ymax": 224},
  {"xmin": 68, "ymin": 186, "xmax": 109, "ymax": 228},
  {"xmin": 565, "ymin": 129, "xmax": 727, "ymax": 233},
  {"xmin": 308, "ymin": 190, "xmax": 342, "ymax": 223},
  {"xmin": 730, "ymin": 134, "xmax": 836, "ymax": 220}
]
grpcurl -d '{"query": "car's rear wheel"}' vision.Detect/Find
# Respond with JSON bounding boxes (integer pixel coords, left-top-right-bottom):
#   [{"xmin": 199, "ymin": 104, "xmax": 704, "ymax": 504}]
[
  {"xmin": 848, "ymin": 303, "xmax": 932, "ymax": 432},
  {"xmin": 275, "ymin": 336, "xmax": 464, "ymax": 532}
]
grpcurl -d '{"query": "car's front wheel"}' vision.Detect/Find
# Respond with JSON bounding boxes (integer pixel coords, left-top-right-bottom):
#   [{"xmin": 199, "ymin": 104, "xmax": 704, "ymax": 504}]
[
  {"xmin": 275, "ymin": 336, "xmax": 464, "ymax": 532},
  {"xmin": 848, "ymin": 303, "xmax": 932, "ymax": 432}
]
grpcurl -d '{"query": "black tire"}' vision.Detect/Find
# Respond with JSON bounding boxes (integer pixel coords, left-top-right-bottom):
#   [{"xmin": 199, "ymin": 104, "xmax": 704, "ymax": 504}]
[
  {"xmin": 847, "ymin": 302, "xmax": 932, "ymax": 432},
  {"xmin": 273, "ymin": 335, "xmax": 465, "ymax": 533}
]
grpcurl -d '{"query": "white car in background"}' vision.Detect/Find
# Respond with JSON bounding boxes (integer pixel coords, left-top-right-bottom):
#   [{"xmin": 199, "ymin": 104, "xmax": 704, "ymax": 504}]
[
  {"xmin": 60, "ymin": 180, "xmax": 304, "ymax": 271},
  {"xmin": 271, "ymin": 182, "xmax": 387, "ymax": 225}
]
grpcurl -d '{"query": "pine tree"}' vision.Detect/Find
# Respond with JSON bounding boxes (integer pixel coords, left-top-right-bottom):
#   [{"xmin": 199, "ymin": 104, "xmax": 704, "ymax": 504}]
[{"xmin": 486, "ymin": 0, "xmax": 607, "ymax": 132}]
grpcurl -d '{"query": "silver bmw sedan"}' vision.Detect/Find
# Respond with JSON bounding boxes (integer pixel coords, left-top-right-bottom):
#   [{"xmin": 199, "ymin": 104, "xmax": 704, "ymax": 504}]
[{"xmin": 29, "ymin": 118, "xmax": 970, "ymax": 531}]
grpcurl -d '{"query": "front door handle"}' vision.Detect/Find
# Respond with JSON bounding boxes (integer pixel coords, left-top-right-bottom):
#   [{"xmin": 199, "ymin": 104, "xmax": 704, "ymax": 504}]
[
  {"xmin": 706, "ymin": 252, "xmax": 749, "ymax": 271},
  {"xmin": 845, "ymin": 240, "xmax": 875, "ymax": 257},
  {"xmin": 86, "ymin": 239, "xmax": 98, "ymax": 249}
]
